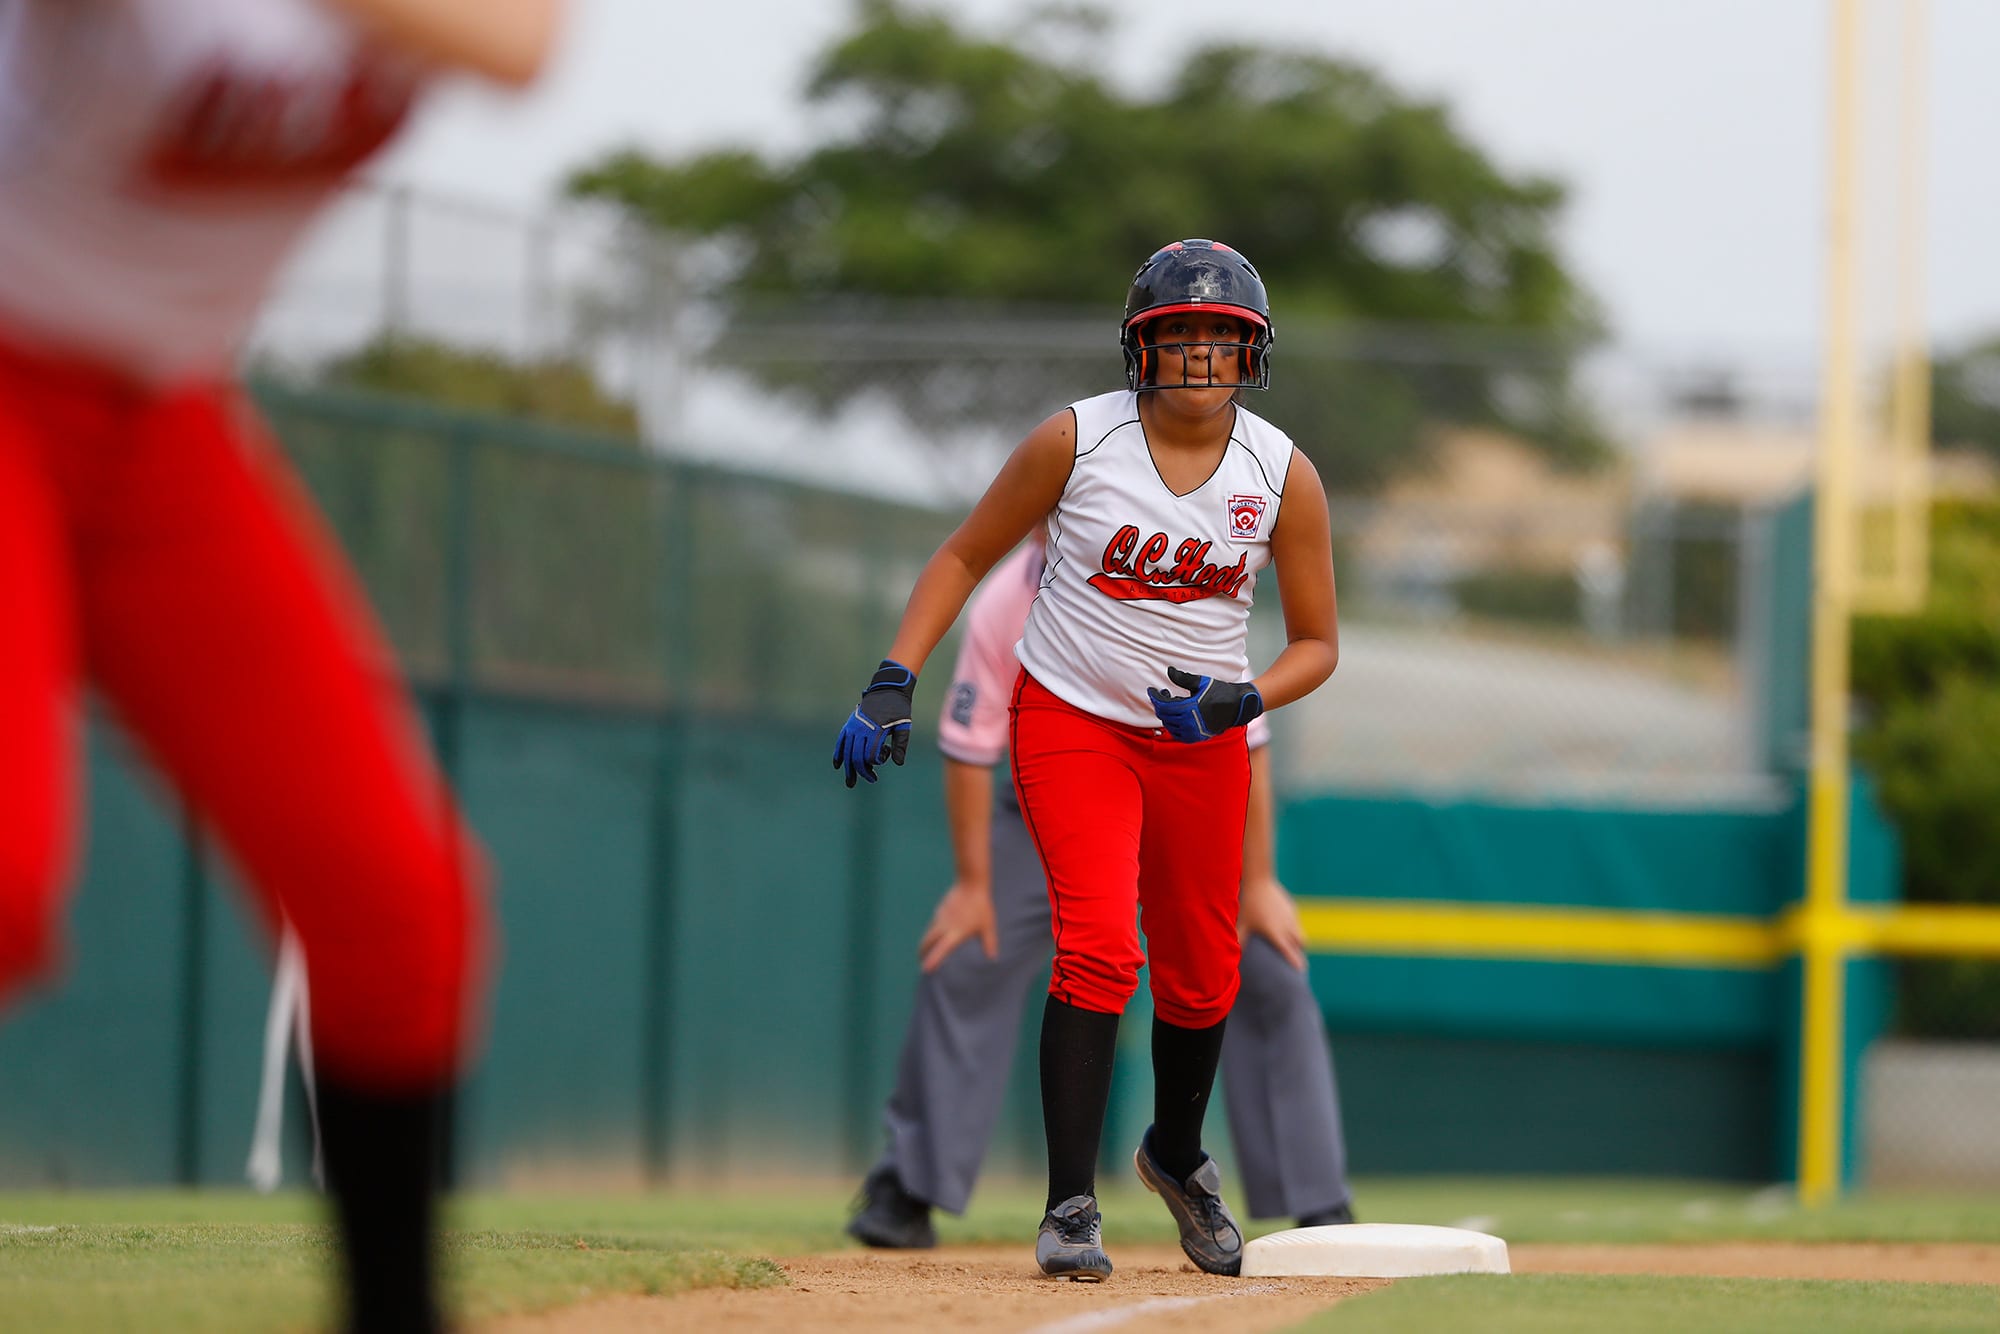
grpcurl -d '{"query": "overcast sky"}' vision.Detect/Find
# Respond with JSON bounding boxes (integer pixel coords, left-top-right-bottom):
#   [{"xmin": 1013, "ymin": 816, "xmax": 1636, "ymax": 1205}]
[{"xmin": 372, "ymin": 0, "xmax": 2000, "ymax": 368}]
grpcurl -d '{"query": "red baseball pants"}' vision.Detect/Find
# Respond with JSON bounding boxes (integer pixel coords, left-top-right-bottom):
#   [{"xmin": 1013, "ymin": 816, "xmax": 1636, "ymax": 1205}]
[
  {"xmin": 0, "ymin": 335, "xmax": 486, "ymax": 1090},
  {"xmin": 1009, "ymin": 670, "xmax": 1248, "ymax": 1027}
]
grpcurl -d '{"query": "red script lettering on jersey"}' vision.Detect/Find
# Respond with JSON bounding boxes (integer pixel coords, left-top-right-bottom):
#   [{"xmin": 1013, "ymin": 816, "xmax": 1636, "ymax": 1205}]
[
  {"xmin": 139, "ymin": 59, "xmax": 418, "ymax": 191},
  {"xmin": 1089, "ymin": 525, "xmax": 1249, "ymax": 603}
]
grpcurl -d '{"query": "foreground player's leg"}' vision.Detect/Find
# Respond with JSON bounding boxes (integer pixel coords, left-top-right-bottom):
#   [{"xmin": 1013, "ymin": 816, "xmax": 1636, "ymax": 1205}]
[
  {"xmin": 1221, "ymin": 934, "xmax": 1356, "ymax": 1226},
  {"xmin": 80, "ymin": 389, "xmax": 483, "ymax": 1334},
  {"xmin": 0, "ymin": 370, "xmax": 81, "ymax": 1006},
  {"xmin": 317, "ymin": 1081, "xmax": 449, "ymax": 1333}
]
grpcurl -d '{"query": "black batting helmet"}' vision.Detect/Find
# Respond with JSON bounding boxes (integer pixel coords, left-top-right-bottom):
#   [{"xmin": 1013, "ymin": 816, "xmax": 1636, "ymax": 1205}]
[{"xmin": 1120, "ymin": 239, "xmax": 1274, "ymax": 391}]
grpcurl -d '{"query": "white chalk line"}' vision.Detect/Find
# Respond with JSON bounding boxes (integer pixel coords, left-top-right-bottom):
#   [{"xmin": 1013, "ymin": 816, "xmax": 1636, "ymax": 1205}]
[{"xmin": 1023, "ymin": 1282, "xmax": 1286, "ymax": 1334}]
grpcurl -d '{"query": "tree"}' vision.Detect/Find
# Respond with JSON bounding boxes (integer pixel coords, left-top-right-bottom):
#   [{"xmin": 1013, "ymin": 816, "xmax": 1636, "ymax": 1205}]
[
  {"xmin": 323, "ymin": 334, "xmax": 641, "ymax": 440},
  {"xmin": 1852, "ymin": 500, "xmax": 2000, "ymax": 1039},
  {"xmin": 568, "ymin": 0, "xmax": 1604, "ymax": 487},
  {"xmin": 1932, "ymin": 334, "xmax": 2000, "ymax": 462}
]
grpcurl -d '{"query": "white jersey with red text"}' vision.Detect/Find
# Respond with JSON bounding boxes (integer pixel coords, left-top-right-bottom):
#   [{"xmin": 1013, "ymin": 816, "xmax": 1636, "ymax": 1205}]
[
  {"xmin": 941, "ymin": 539, "xmax": 1271, "ymax": 765},
  {"xmin": 0, "ymin": 0, "xmax": 424, "ymax": 383},
  {"xmin": 1015, "ymin": 389, "xmax": 1293, "ymax": 730}
]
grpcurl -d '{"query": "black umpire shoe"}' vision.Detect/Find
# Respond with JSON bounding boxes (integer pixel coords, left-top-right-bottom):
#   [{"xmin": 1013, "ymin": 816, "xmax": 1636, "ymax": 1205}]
[
  {"xmin": 1037, "ymin": 1195, "xmax": 1114, "ymax": 1281},
  {"xmin": 1133, "ymin": 1125, "xmax": 1244, "ymax": 1276},
  {"xmin": 1297, "ymin": 1201, "xmax": 1356, "ymax": 1228},
  {"xmin": 846, "ymin": 1165, "xmax": 937, "ymax": 1249}
]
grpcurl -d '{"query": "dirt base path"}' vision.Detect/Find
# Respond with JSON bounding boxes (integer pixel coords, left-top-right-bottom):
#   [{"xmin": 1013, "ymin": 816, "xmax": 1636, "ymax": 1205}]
[
  {"xmin": 486, "ymin": 1245, "xmax": 1383, "ymax": 1333},
  {"xmin": 485, "ymin": 1241, "xmax": 2000, "ymax": 1333}
]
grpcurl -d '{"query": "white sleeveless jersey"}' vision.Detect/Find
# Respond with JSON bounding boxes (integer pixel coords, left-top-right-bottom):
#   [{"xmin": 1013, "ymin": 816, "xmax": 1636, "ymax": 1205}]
[
  {"xmin": 1016, "ymin": 390, "xmax": 1294, "ymax": 729},
  {"xmin": 0, "ymin": 0, "xmax": 424, "ymax": 383}
]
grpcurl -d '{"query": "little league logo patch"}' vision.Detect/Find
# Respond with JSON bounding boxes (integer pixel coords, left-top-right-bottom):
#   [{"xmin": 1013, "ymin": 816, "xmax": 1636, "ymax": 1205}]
[{"xmin": 1227, "ymin": 493, "xmax": 1268, "ymax": 541}]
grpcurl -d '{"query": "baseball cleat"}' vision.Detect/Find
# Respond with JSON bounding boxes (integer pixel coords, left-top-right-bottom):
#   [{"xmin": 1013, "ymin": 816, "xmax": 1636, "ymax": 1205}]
[
  {"xmin": 1037, "ymin": 1194, "xmax": 1114, "ymax": 1281},
  {"xmin": 846, "ymin": 1165, "xmax": 937, "ymax": 1249},
  {"xmin": 1134, "ymin": 1126, "xmax": 1243, "ymax": 1276}
]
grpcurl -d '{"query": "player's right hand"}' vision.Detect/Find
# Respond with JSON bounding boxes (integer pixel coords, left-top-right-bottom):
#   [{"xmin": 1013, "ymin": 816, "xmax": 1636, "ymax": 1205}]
[
  {"xmin": 919, "ymin": 881, "xmax": 999, "ymax": 972},
  {"xmin": 833, "ymin": 659, "xmax": 917, "ymax": 787}
]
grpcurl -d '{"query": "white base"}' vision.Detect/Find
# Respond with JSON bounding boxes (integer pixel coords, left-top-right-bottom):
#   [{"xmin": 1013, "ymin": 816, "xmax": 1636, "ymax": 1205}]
[{"xmin": 1240, "ymin": 1223, "xmax": 1511, "ymax": 1278}]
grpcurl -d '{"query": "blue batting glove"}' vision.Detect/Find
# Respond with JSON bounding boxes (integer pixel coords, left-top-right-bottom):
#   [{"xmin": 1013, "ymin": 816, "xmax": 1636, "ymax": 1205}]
[
  {"xmin": 1147, "ymin": 666, "xmax": 1264, "ymax": 743},
  {"xmin": 833, "ymin": 659, "xmax": 918, "ymax": 787}
]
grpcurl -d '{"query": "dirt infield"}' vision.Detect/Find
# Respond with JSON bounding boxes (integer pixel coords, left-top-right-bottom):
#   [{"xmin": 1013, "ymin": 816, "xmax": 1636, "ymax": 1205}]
[
  {"xmin": 487, "ymin": 1245, "xmax": 1383, "ymax": 1333},
  {"xmin": 484, "ymin": 1240, "xmax": 2000, "ymax": 1333}
]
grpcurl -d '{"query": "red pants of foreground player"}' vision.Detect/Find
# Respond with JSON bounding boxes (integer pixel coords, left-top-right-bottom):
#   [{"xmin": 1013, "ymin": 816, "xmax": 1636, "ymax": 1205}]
[
  {"xmin": 0, "ymin": 334, "xmax": 485, "ymax": 1090},
  {"xmin": 1009, "ymin": 670, "xmax": 1249, "ymax": 1027}
]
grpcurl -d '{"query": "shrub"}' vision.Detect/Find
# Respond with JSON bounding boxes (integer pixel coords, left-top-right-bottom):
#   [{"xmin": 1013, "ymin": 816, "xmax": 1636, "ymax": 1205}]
[{"xmin": 1851, "ymin": 499, "xmax": 2000, "ymax": 1038}]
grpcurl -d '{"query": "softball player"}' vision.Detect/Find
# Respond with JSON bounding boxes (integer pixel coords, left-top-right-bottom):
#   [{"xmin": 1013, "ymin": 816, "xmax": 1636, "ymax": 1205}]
[
  {"xmin": 0, "ymin": 3, "xmax": 562, "ymax": 1330},
  {"xmin": 848, "ymin": 537, "xmax": 1355, "ymax": 1251},
  {"xmin": 834, "ymin": 239, "xmax": 1339, "ymax": 1280}
]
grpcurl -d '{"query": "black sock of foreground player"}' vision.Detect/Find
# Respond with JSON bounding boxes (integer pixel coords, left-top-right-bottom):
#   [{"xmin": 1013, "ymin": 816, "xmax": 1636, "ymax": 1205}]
[
  {"xmin": 1040, "ymin": 996, "xmax": 1122, "ymax": 1211},
  {"xmin": 317, "ymin": 1078, "xmax": 449, "ymax": 1334},
  {"xmin": 1149, "ymin": 1014, "xmax": 1228, "ymax": 1183}
]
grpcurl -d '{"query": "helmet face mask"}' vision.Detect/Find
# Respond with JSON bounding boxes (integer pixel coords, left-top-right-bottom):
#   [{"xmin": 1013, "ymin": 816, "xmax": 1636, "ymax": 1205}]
[{"xmin": 1121, "ymin": 239, "xmax": 1274, "ymax": 392}]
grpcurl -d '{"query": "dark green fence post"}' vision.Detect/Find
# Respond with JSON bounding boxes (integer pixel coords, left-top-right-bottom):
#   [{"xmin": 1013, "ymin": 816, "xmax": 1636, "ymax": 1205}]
[
  {"xmin": 842, "ymin": 537, "xmax": 892, "ymax": 1171},
  {"xmin": 642, "ymin": 466, "xmax": 694, "ymax": 1185},
  {"xmin": 436, "ymin": 421, "xmax": 475, "ymax": 1187},
  {"xmin": 437, "ymin": 423, "xmax": 475, "ymax": 776},
  {"xmin": 174, "ymin": 816, "xmax": 208, "ymax": 1186}
]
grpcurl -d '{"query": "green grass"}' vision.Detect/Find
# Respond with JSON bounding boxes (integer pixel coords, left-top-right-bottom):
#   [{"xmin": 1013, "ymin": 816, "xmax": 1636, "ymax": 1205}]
[
  {"xmin": 1290, "ymin": 1275, "xmax": 2000, "ymax": 1334},
  {"xmin": 3, "ymin": 1179, "xmax": 1997, "ymax": 1332},
  {"xmin": 1310, "ymin": 1177, "xmax": 2000, "ymax": 1244},
  {"xmin": 0, "ymin": 1205, "xmax": 781, "ymax": 1333}
]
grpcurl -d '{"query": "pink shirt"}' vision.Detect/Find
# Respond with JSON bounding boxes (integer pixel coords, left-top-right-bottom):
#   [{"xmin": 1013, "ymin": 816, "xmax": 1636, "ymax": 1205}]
[{"xmin": 938, "ymin": 541, "xmax": 1271, "ymax": 767}]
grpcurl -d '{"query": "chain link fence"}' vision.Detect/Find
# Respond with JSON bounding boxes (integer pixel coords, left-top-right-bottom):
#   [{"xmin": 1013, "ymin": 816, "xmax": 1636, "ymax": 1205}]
[{"xmin": 253, "ymin": 182, "xmax": 1818, "ymax": 802}]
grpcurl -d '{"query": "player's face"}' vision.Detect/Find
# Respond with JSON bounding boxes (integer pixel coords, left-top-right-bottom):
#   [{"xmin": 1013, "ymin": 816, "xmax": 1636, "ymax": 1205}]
[
  {"xmin": 1146, "ymin": 313, "xmax": 1251, "ymax": 410},
  {"xmin": 1149, "ymin": 313, "xmax": 1249, "ymax": 382}
]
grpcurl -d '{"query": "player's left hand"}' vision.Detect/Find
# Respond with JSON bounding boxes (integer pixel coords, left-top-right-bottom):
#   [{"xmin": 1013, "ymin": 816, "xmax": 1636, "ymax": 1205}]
[
  {"xmin": 1239, "ymin": 877, "xmax": 1308, "ymax": 971},
  {"xmin": 1148, "ymin": 666, "xmax": 1264, "ymax": 743},
  {"xmin": 833, "ymin": 659, "xmax": 918, "ymax": 787}
]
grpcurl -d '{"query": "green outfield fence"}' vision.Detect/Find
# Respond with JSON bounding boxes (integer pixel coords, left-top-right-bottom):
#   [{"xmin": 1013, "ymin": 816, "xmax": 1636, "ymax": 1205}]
[{"xmin": 0, "ymin": 389, "xmax": 1906, "ymax": 1193}]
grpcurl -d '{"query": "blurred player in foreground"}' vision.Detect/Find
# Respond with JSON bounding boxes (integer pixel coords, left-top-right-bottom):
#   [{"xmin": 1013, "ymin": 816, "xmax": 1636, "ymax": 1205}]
[
  {"xmin": 848, "ymin": 535, "xmax": 1356, "ymax": 1250},
  {"xmin": 0, "ymin": 2, "xmax": 563, "ymax": 1329},
  {"xmin": 834, "ymin": 239, "xmax": 1339, "ymax": 1279}
]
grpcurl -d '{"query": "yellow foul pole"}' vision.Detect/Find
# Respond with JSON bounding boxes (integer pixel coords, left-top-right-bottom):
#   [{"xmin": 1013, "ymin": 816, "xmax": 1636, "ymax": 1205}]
[
  {"xmin": 1888, "ymin": 0, "xmax": 1931, "ymax": 610},
  {"xmin": 1800, "ymin": 0, "xmax": 1862, "ymax": 1206}
]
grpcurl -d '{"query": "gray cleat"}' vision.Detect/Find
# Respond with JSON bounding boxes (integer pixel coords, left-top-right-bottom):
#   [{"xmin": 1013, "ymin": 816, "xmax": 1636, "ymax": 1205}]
[
  {"xmin": 1036, "ymin": 1194, "xmax": 1114, "ymax": 1281},
  {"xmin": 1133, "ymin": 1126, "xmax": 1243, "ymax": 1276}
]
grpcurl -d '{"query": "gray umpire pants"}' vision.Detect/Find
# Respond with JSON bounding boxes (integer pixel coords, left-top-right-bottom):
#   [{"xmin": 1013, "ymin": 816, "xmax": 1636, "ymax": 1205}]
[{"xmin": 876, "ymin": 799, "xmax": 1352, "ymax": 1220}]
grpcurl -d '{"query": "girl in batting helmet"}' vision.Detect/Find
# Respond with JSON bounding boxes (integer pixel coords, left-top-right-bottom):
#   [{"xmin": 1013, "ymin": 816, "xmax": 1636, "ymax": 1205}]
[{"xmin": 834, "ymin": 238, "xmax": 1339, "ymax": 1283}]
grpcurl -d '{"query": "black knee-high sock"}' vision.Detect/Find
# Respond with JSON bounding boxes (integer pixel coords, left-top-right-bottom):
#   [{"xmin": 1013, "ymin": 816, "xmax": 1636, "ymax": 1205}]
[
  {"xmin": 317, "ymin": 1078, "xmax": 449, "ymax": 1334},
  {"xmin": 1150, "ymin": 1014, "xmax": 1228, "ymax": 1183},
  {"xmin": 1040, "ymin": 996, "xmax": 1121, "ymax": 1211}
]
